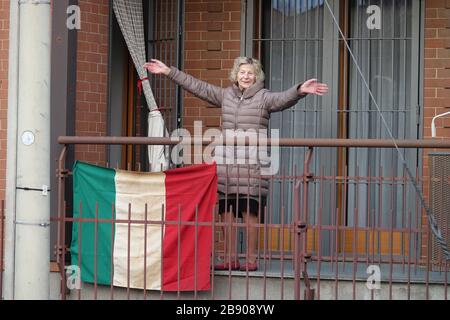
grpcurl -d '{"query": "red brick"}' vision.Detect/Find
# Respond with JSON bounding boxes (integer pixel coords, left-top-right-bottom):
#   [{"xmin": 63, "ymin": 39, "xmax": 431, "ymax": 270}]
[
  {"xmin": 184, "ymin": 97, "xmax": 207, "ymax": 108},
  {"xmin": 207, "ymin": 21, "xmax": 223, "ymax": 31},
  {"xmin": 436, "ymin": 48, "xmax": 450, "ymax": 59},
  {"xmin": 437, "ymin": 69, "xmax": 450, "ymax": 78},
  {"xmin": 223, "ymin": 41, "xmax": 240, "ymax": 51},
  {"xmin": 185, "ymin": 31, "xmax": 201, "ymax": 41},
  {"xmin": 424, "ymin": 88, "xmax": 437, "ymax": 97},
  {"xmin": 185, "ymin": 22, "xmax": 208, "ymax": 31},
  {"xmin": 185, "ymin": 41, "xmax": 208, "ymax": 51},
  {"xmin": 202, "ymin": 31, "xmax": 230, "ymax": 41},
  {"xmin": 425, "ymin": 48, "xmax": 437, "ymax": 59},
  {"xmin": 223, "ymin": 21, "xmax": 241, "ymax": 31},
  {"xmin": 200, "ymin": 70, "xmax": 230, "ymax": 79},
  {"xmin": 206, "ymin": 41, "xmax": 222, "ymax": 51},
  {"xmin": 186, "ymin": 3, "xmax": 207, "ymax": 13},
  {"xmin": 184, "ymin": 107, "xmax": 200, "ymax": 117},
  {"xmin": 75, "ymin": 0, "xmax": 109, "ymax": 165},
  {"xmin": 426, "ymin": 0, "xmax": 446, "ymax": 8},
  {"xmin": 207, "ymin": 3, "xmax": 223, "ymax": 13},
  {"xmin": 205, "ymin": 117, "xmax": 221, "ymax": 127},
  {"xmin": 424, "ymin": 98, "xmax": 450, "ymax": 108},
  {"xmin": 425, "ymin": 38, "xmax": 450, "ymax": 48},
  {"xmin": 201, "ymin": 50, "xmax": 229, "ymax": 60},
  {"xmin": 228, "ymin": 50, "xmax": 241, "ymax": 59},
  {"xmin": 425, "ymin": 29, "xmax": 437, "ymax": 39},
  {"xmin": 230, "ymin": 12, "xmax": 241, "ymax": 21},
  {"xmin": 185, "ymin": 12, "xmax": 201, "ymax": 22},
  {"xmin": 425, "ymin": 58, "xmax": 450, "ymax": 68},
  {"xmin": 224, "ymin": 2, "xmax": 241, "ymax": 12},
  {"xmin": 202, "ymin": 12, "xmax": 230, "ymax": 22},
  {"xmin": 438, "ymin": 28, "xmax": 450, "ymax": 38},
  {"xmin": 425, "ymin": 19, "xmax": 450, "ymax": 28},
  {"xmin": 424, "ymin": 78, "xmax": 450, "ymax": 88},
  {"xmin": 437, "ymin": 8, "xmax": 450, "ymax": 18},
  {"xmin": 185, "ymin": 59, "xmax": 206, "ymax": 69},
  {"xmin": 206, "ymin": 60, "xmax": 221, "ymax": 70},
  {"xmin": 426, "ymin": 8, "xmax": 438, "ymax": 18},
  {"xmin": 437, "ymin": 88, "xmax": 450, "ymax": 97}
]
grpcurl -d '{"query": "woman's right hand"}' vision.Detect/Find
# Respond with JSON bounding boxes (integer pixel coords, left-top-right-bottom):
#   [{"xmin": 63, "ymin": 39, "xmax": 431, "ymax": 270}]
[{"xmin": 143, "ymin": 59, "xmax": 171, "ymax": 75}]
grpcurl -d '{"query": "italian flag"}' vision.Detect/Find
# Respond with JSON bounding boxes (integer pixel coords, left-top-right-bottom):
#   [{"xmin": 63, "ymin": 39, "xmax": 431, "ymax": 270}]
[{"xmin": 70, "ymin": 161, "xmax": 217, "ymax": 291}]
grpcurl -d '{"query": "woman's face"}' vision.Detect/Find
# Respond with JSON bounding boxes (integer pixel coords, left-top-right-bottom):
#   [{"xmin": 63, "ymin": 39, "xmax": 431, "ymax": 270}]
[{"xmin": 237, "ymin": 64, "xmax": 256, "ymax": 90}]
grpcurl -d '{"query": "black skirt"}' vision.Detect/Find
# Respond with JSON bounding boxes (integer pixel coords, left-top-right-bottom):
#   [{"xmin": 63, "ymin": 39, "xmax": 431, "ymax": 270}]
[{"xmin": 218, "ymin": 194, "xmax": 266, "ymax": 222}]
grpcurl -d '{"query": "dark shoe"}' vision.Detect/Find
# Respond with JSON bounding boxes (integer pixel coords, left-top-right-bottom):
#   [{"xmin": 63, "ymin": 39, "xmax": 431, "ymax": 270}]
[
  {"xmin": 239, "ymin": 262, "xmax": 258, "ymax": 271},
  {"xmin": 214, "ymin": 261, "xmax": 240, "ymax": 271}
]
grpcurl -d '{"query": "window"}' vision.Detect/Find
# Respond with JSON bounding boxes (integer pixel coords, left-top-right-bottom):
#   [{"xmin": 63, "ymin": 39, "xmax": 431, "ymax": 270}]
[
  {"xmin": 245, "ymin": 0, "xmax": 422, "ymax": 256},
  {"xmin": 108, "ymin": 0, "xmax": 182, "ymax": 170},
  {"xmin": 146, "ymin": 0, "xmax": 182, "ymax": 133}
]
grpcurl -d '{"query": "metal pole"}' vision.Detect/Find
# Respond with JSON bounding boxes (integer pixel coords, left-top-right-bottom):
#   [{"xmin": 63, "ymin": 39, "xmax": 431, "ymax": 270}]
[
  {"xmin": 57, "ymin": 136, "xmax": 450, "ymax": 149},
  {"xmin": 14, "ymin": 0, "xmax": 52, "ymax": 299},
  {"xmin": 3, "ymin": 0, "xmax": 20, "ymax": 300}
]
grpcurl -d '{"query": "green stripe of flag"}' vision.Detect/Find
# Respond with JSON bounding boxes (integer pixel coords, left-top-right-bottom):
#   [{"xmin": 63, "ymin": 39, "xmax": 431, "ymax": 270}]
[{"xmin": 71, "ymin": 161, "xmax": 116, "ymax": 285}]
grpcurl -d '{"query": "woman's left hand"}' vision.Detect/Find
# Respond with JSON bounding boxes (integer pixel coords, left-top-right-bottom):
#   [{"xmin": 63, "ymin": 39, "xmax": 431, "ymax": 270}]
[{"xmin": 299, "ymin": 79, "xmax": 329, "ymax": 96}]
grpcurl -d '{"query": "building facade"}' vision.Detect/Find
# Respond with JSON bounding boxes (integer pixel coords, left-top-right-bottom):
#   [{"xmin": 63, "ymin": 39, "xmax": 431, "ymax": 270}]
[{"xmin": 0, "ymin": 0, "xmax": 450, "ymax": 299}]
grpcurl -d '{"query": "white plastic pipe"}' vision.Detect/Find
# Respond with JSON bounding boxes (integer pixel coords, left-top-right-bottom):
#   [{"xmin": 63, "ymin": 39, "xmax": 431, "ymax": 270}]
[
  {"xmin": 431, "ymin": 111, "xmax": 450, "ymax": 138},
  {"xmin": 3, "ymin": 0, "xmax": 20, "ymax": 300},
  {"xmin": 14, "ymin": 0, "xmax": 52, "ymax": 299}
]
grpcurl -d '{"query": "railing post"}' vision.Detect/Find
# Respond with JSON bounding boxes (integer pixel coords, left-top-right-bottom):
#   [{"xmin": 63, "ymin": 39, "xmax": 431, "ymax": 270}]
[
  {"xmin": 302, "ymin": 255, "xmax": 314, "ymax": 300},
  {"xmin": 57, "ymin": 146, "xmax": 68, "ymax": 300},
  {"xmin": 294, "ymin": 147, "xmax": 314, "ymax": 300},
  {"xmin": 293, "ymin": 182, "xmax": 301, "ymax": 300}
]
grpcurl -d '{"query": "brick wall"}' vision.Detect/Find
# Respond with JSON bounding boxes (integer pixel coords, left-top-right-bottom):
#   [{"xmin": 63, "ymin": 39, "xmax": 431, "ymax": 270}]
[
  {"xmin": 0, "ymin": 0, "xmax": 9, "ymax": 200},
  {"xmin": 422, "ymin": 0, "xmax": 450, "ymax": 259},
  {"xmin": 73, "ymin": 0, "xmax": 242, "ymax": 164},
  {"xmin": 75, "ymin": 0, "xmax": 109, "ymax": 165},
  {"xmin": 183, "ymin": 0, "xmax": 242, "ymax": 255},
  {"xmin": 183, "ymin": 0, "xmax": 241, "ymax": 135},
  {"xmin": 424, "ymin": 0, "xmax": 450, "ymax": 139}
]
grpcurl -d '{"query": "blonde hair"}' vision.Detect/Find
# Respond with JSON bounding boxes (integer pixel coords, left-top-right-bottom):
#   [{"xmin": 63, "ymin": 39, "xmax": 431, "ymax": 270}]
[{"xmin": 229, "ymin": 57, "xmax": 265, "ymax": 83}]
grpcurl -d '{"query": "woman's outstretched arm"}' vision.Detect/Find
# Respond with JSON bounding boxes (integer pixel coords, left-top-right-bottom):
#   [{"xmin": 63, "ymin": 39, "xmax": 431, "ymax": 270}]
[
  {"xmin": 144, "ymin": 59, "xmax": 224, "ymax": 107},
  {"xmin": 265, "ymin": 79, "xmax": 328, "ymax": 113}
]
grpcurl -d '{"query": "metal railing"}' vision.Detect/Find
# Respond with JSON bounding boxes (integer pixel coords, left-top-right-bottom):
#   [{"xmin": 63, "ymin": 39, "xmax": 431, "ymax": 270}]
[{"xmin": 53, "ymin": 136, "xmax": 450, "ymax": 300}]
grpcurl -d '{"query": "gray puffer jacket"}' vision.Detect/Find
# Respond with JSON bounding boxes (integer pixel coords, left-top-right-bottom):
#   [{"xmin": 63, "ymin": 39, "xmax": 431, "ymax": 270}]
[{"xmin": 167, "ymin": 67, "xmax": 307, "ymax": 197}]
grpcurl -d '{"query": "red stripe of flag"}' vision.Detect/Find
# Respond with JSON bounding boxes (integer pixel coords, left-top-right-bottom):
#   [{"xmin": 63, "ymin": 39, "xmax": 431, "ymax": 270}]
[{"xmin": 162, "ymin": 163, "xmax": 217, "ymax": 291}]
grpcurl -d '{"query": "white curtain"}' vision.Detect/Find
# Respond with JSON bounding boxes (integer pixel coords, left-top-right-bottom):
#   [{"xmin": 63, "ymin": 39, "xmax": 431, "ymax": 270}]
[
  {"xmin": 113, "ymin": 0, "xmax": 169, "ymax": 172},
  {"xmin": 347, "ymin": 0, "xmax": 416, "ymax": 228}
]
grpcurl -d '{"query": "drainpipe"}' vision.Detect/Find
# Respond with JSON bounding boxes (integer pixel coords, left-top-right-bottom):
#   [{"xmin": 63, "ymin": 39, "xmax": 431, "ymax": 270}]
[
  {"xmin": 3, "ymin": 0, "xmax": 20, "ymax": 300},
  {"xmin": 14, "ymin": 0, "xmax": 52, "ymax": 299},
  {"xmin": 431, "ymin": 111, "xmax": 450, "ymax": 138}
]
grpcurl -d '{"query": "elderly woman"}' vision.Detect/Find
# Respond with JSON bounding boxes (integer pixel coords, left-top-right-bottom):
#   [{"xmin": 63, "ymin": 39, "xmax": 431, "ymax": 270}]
[{"xmin": 144, "ymin": 57, "xmax": 328, "ymax": 271}]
